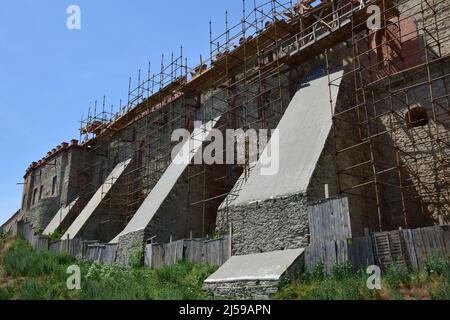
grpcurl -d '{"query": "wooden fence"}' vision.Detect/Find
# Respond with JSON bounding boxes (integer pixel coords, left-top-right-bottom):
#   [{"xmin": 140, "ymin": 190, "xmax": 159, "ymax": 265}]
[
  {"xmin": 17, "ymin": 221, "xmax": 118, "ymax": 264},
  {"xmin": 305, "ymin": 225, "xmax": 450, "ymax": 274},
  {"xmin": 305, "ymin": 236, "xmax": 374, "ymax": 274},
  {"xmin": 17, "ymin": 220, "xmax": 229, "ymax": 268},
  {"xmin": 308, "ymin": 197, "xmax": 352, "ymax": 244},
  {"xmin": 146, "ymin": 236, "xmax": 230, "ymax": 269},
  {"xmin": 84, "ymin": 243, "xmax": 118, "ymax": 264},
  {"xmin": 16, "ymin": 220, "xmax": 450, "ymax": 274},
  {"xmin": 401, "ymin": 226, "xmax": 449, "ymax": 271}
]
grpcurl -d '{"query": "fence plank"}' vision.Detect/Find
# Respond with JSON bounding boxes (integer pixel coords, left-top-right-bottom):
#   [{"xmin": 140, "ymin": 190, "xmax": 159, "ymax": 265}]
[
  {"xmin": 308, "ymin": 197, "xmax": 352, "ymax": 244},
  {"xmin": 144, "ymin": 244, "xmax": 152, "ymax": 268},
  {"xmin": 146, "ymin": 237, "xmax": 230, "ymax": 269},
  {"xmin": 401, "ymin": 229, "xmax": 419, "ymax": 270}
]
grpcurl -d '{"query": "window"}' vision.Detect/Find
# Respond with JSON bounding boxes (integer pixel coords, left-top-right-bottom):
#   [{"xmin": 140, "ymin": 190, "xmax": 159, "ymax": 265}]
[
  {"xmin": 406, "ymin": 106, "xmax": 429, "ymax": 129},
  {"xmin": 39, "ymin": 185, "xmax": 44, "ymax": 200},
  {"xmin": 32, "ymin": 188, "xmax": 38, "ymax": 205},
  {"xmin": 52, "ymin": 176, "xmax": 57, "ymax": 195}
]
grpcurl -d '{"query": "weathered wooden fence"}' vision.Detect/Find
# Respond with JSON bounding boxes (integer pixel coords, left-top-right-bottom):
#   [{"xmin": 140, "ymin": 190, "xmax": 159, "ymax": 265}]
[
  {"xmin": 17, "ymin": 220, "xmax": 229, "ymax": 268},
  {"xmin": 16, "ymin": 221, "xmax": 118, "ymax": 264},
  {"xmin": 308, "ymin": 197, "xmax": 352, "ymax": 245},
  {"xmin": 401, "ymin": 226, "xmax": 449, "ymax": 271},
  {"xmin": 305, "ymin": 225, "xmax": 450, "ymax": 274},
  {"xmin": 84, "ymin": 243, "xmax": 118, "ymax": 264},
  {"xmin": 305, "ymin": 236, "xmax": 374, "ymax": 274},
  {"xmin": 16, "ymin": 219, "xmax": 450, "ymax": 274},
  {"xmin": 146, "ymin": 236, "xmax": 230, "ymax": 269}
]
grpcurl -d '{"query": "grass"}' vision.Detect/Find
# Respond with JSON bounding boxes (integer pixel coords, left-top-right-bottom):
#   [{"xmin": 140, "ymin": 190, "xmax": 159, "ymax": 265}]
[
  {"xmin": 274, "ymin": 257, "xmax": 450, "ymax": 300},
  {"xmin": 1, "ymin": 236, "xmax": 448, "ymax": 300},
  {"xmin": 0, "ymin": 230, "xmax": 8, "ymax": 241},
  {"xmin": 0, "ymin": 237, "xmax": 217, "ymax": 300}
]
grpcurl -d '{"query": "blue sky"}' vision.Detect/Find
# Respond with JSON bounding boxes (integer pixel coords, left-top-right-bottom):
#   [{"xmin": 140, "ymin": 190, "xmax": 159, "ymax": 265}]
[{"xmin": 0, "ymin": 0, "xmax": 253, "ymax": 224}]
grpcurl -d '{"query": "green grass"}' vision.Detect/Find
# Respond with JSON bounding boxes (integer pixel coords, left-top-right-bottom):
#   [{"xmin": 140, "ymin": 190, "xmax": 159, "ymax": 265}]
[
  {"xmin": 1, "ymin": 237, "xmax": 448, "ymax": 300},
  {"xmin": 0, "ymin": 230, "xmax": 8, "ymax": 241},
  {"xmin": 79, "ymin": 260, "xmax": 217, "ymax": 300},
  {"xmin": 3, "ymin": 238, "xmax": 76, "ymax": 278},
  {"xmin": 274, "ymin": 258, "xmax": 450, "ymax": 300},
  {"xmin": 0, "ymin": 237, "xmax": 217, "ymax": 300},
  {"xmin": 47, "ymin": 231, "xmax": 64, "ymax": 242}
]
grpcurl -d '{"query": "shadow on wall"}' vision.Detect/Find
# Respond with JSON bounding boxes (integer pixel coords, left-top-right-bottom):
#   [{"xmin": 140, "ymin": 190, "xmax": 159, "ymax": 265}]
[{"xmin": 359, "ymin": 15, "xmax": 425, "ymax": 84}]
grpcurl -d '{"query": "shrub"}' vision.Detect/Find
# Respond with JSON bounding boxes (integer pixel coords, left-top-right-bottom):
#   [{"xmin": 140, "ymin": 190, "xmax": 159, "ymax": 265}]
[
  {"xmin": 3, "ymin": 238, "xmax": 74, "ymax": 277},
  {"xmin": 210, "ymin": 231, "xmax": 225, "ymax": 240},
  {"xmin": 384, "ymin": 261, "xmax": 411, "ymax": 287},
  {"xmin": 0, "ymin": 230, "xmax": 8, "ymax": 241},
  {"xmin": 79, "ymin": 261, "xmax": 215, "ymax": 300},
  {"xmin": 308, "ymin": 263, "xmax": 326, "ymax": 282},
  {"xmin": 332, "ymin": 261, "xmax": 353, "ymax": 280},
  {"xmin": 47, "ymin": 231, "xmax": 63, "ymax": 242},
  {"xmin": 424, "ymin": 255, "xmax": 450, "ymax": 277}
]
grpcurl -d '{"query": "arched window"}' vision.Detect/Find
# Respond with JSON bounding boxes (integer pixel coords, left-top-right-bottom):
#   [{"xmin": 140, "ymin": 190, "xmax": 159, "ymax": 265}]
[{"xmin": 405, "ymin": 106, "xmax": 429, "ymax": 129}]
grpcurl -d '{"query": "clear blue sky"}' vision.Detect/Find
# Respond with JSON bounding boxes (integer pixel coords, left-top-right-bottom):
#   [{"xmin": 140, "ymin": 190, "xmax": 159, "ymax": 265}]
[{"xmin": 0, "ymin": 0, "xmax": 253, "ymax": 224}]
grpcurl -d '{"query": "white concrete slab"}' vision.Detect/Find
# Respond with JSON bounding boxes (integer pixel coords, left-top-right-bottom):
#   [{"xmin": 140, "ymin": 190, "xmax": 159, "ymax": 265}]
[
  {"xmin": 110, "ymin": 117, "xmax": 221, "ymax": 244},
  {"xmin": 43, "ymin": 197, "xmax": 79, "ymax": 235},
  {"xmin": 226, "ymin": 70, "xmax": 343, "ymax": 206},
  {"xmin": 62, "ymin": 159, "xmax": 132, "ymax": 240},
  {"xmin": 204, "ymin": 248, "xmax": 304, "ymax": 283}
]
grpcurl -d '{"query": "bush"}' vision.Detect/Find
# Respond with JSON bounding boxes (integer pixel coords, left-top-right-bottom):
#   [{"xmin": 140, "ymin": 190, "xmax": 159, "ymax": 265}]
[
  {"xmin": 424, "ymin": 255, "xmax": 450, "ymax": 277},
  {"xmin": 85, "ymin": 262, "xmax": 126, "ymax": 282},
  {"xmin": 1, "ymin": 236, "xmax": 217, "ymax": 300},
  {"xmin": 332, "ymin": 261, "xmax": 353, "ymax": 280},
  {"xmin": 274, "ymin": 263, "xmax": 378, "ymax": 300},
  {"xmin": 0, "ymin": 230, "xmax": 8, "ymax": 241},
  {"xmin": 384, "ymin": 262, "xmax": 411, "ymax": 287},
  {"xmin": 3, "ymin": 238, "xmax": 75, "ymax": 277},
  {"xmin": 307, "ymin": 263, "xmax": 326, "ymax": 282},
  {"xmin": 79, "ymin": 261, "xmax": 216, "ymax": 300},
  {"xmin": 47, "ymin": 231, "xmax": 63, "ymax": 242}
]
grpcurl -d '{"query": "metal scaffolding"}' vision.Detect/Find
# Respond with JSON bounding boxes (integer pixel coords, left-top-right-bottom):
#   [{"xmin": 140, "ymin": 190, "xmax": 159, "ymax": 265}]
[
  {"xmin": 64, "ymin": 0, "xmax": 449, "ymax": 240},
  {"xmin": 329, "ymin": 0, "xmax": 449, "ymax": 232}
]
